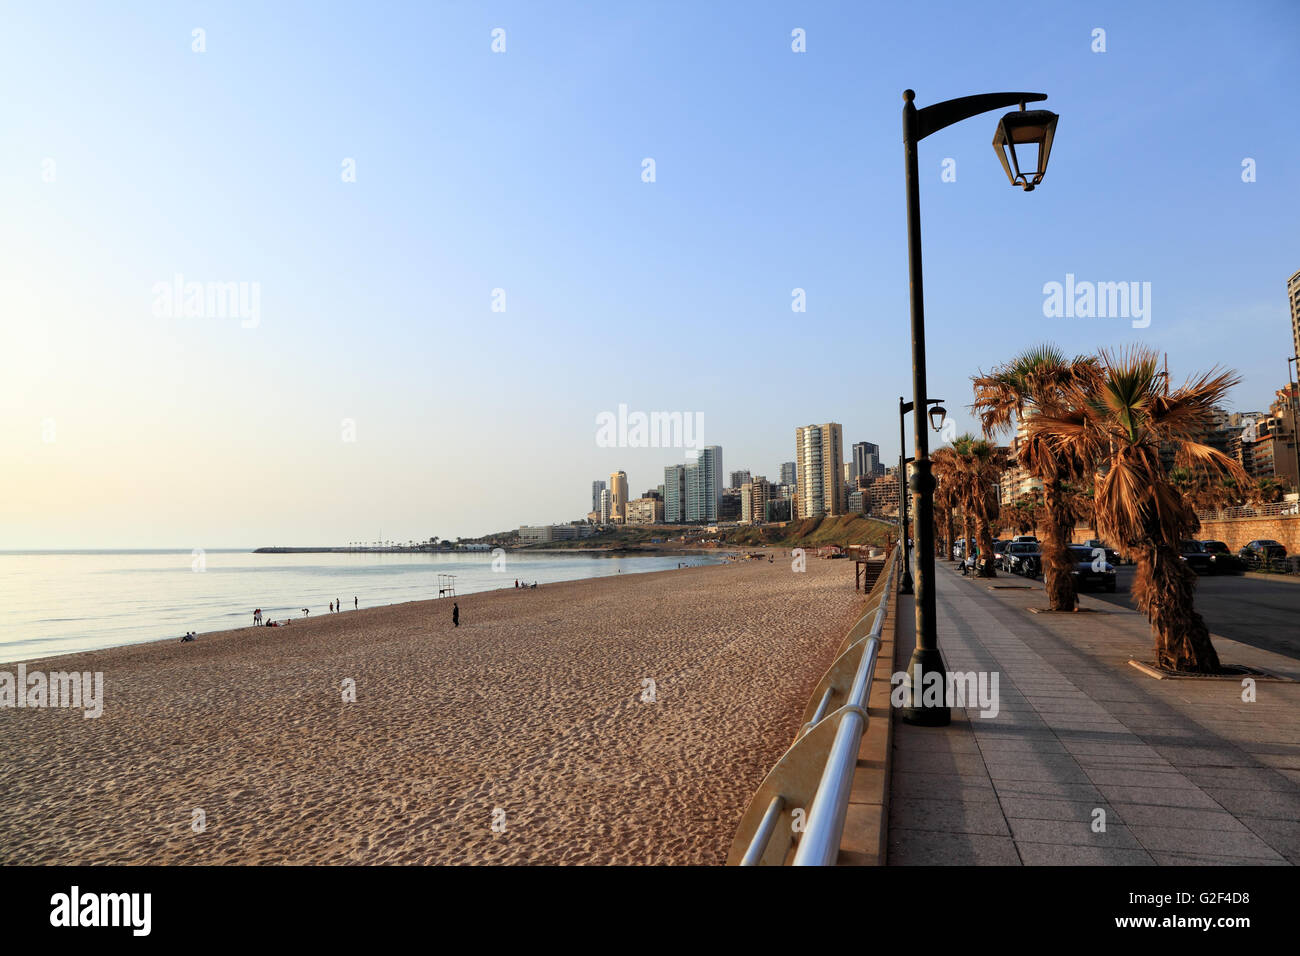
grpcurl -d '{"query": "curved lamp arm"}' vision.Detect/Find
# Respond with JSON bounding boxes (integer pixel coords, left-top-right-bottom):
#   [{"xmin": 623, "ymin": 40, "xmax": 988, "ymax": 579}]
[{"xmin": 912, "ymin": 90, "xmax": 1047, "ymax": 141}]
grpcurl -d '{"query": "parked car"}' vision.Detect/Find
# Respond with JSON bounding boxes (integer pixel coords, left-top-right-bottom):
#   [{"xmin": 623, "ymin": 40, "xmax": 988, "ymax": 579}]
[
  {"xmin": 1237, "ymin": 539, "xmax": 1288, "ymax": 569},
  {"xmin": 1178, "ymin": 540, "xmax": 1215, "ymax": 575},
  {"xmin": 1066, "ymin": 545, "xmax": 1117, "ymax": 592},
  {"xmin": 1003, "ymin": 541, "xmax": 1041, "ymax": 577},
  {"xmin": 1198, "ymin": 540, "xmax": 1244, "ymax": 574},
  {"xmin": 1083, "ymin": 539, "xmax": 1122, "ymax": 566},
  {"xmin": 992, "ymin": 540, "xmax": 1009, "ymax": 563},
  {"xmin": 1011, "ymin": 535, "xmax": 1039, "ymax": 544}
]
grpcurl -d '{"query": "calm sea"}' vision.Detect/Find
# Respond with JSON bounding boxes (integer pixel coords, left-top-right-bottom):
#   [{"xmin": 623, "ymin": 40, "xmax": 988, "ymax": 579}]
[{"xmin": 0, "ymin": 550, "xmax": 722, "ymax": 664}]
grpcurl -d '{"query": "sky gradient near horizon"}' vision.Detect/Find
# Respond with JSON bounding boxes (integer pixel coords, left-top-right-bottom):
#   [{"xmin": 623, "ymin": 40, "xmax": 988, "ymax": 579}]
[{"xmin": 3, "ymin": 1, "xmax": 1299, "ymax": 548}]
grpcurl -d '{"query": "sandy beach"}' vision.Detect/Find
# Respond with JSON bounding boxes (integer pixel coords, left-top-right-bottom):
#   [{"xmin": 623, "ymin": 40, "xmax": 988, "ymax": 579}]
[{"xmin": 0, "ymin": 556, "xmax": 865, "ymax": 865}]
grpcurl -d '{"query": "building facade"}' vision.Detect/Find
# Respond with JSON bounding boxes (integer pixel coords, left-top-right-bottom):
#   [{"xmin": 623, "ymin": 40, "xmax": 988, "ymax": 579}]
[
  {"xmin": 794, "ymin": 423, "xmax": 845, "ymax": 518},
  {"xmin": 591, "ymin": 480, "xmax": 606, "ymax": 514},
  {"xmin": 729, "ymin": 469, "xmax": 751, "ymax": 490},
  {"xmin": 608, "ymin": 471, "xmax": 628, "ymax": 523},
  {"xmin": 852, "ymin": 441, "xmax": 884, "ymax": 480},
  {"xmin": 780, "ymin": 461, "xmax": 797, "ymax": 487},
  {"xmin": 684, "ymin": 446, "xmax": 724, "ymax": 523},
  {"xmin": 1289, "ymin": 268, "xmax": 1300, "ymax": 365},
  {"xmin": 626, "ymin": 496, "xmax": 665, "ymax": 524},
  {"xmin": 663, "ymin": 464, "xmax": 687, "ymax": 523}
]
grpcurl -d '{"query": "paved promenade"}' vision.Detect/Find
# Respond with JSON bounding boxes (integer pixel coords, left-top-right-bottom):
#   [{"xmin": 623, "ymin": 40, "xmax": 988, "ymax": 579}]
[{"xmin": 887, "ymin": 562, "xmax": 1300, "ymax": 865}]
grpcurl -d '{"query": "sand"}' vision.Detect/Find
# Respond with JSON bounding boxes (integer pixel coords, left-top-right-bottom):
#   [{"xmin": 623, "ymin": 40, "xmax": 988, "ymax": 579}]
[{"xmin": 0, "ymin": 557, "xmax": 865, "ymax": 865}]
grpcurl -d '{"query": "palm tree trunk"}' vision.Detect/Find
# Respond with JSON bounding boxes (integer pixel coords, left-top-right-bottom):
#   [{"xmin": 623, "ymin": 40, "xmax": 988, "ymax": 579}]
[
  {"xmin": 1041, "ymin": 475, "xmax": 1077, "ymax": 611},
  {"xmin": 1133, "ymin": 543, "xmax": 1222, "ymax": 673},
  {"xmin": 976, "ymin": 513, "xmax": 997, "ymax": 577}
]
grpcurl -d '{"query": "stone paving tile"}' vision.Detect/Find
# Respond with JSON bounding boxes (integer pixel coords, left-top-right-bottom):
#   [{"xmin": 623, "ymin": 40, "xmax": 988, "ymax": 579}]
[
  {"xmin": 1016, "ymin": 843, "xmax": 1154, "ymax": 866},
  {"xmin": 890, "ymin": 771, "xmax": 1000, "ymax": 803},
  {"xmin": 1108, "ymin": 803, "xmax": 1251, "ymax": 831},
  {"xmin": 996, "ymin": 795, "xmax": 1116, "ymax": 823},
  {"xmin": 1197, "ymin": 787, "xmax": 1300, "ymax": 819},
  {"xmin": 1126, "ymin": 824, "xmax": 1285, "ymax": 860},
  {"xmin": 1182, "ymin": 766, "xmax": 1296, "ymax": 789},
  {"xmin": 1006, "ymin": 817, "xmax": 1143, "ymax": 848},
  {"xmin": 887, "ymin": 830, "xmax": 1022, "ymax": 866},
  {"xmin": 1236, "ymin": 817, "xmax": 1300, "ymax": 864},
  {"xmin": 1082, "ymin": 768, "xmax": 1201, "ymax": 789},
  {"xmin": 1095, "ymin": 786, "xmax": 1225, "ymax": 810},
  {"xmin": 893, "ymin": 751, "xmax": 991, "ymax": 776},
  {"xmin": 887, "ymin": 798, "xmax": 1010, "ymax": 836},
  {"xmin": 992, "ymin": 779, "xmax": 1106, "ymax": 801},
  {"xmin": 1148, "ymin": 852, "xmax": 1290, "ymax": 866}
]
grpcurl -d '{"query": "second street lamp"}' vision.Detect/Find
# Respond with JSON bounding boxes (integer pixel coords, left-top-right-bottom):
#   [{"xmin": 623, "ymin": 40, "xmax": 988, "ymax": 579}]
[
  {"xmin": 898, "ymin": 396, "xmax": 945, "ymax": 596},
  {"xmin": 900, "ymin": 88, "xmax": 1058, "ymax": 727}
]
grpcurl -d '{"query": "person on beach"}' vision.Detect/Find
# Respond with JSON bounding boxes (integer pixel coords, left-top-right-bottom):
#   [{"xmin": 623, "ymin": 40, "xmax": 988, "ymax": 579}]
[
  {"xmin": 354, "ymin": 596, "xmax": 358, "ymax": 609},
  {"xmin": 336, "ymin": 597, "xmax": 341, "ymax": 612},
  {"xmin": 329, "ymin": 601, "xmax": 334, "ymax": 613},
  {"xmin": 452, "ymin": 602, "xmax": 459, "ymax": 627},
  {"xmin": 303, "ymin": 607, "xmax": 310, "ymax": 617},
  {"xmin": 253, "ymin": 609, "xmax": 261, "ymax": 625},
  {"xmin": 514, "ymin": 579, "xmax": 518, "ymax": 589}
]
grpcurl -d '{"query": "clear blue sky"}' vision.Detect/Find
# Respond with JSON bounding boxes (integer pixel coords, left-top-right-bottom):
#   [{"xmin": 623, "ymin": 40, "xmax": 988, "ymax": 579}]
[{"xmin": 3, "ymin": 1, "xmax": 1298, "ymax": 547}]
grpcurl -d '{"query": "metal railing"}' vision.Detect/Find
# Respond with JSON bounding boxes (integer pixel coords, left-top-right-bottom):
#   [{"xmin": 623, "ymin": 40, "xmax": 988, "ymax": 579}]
[
  {"xmin": 1196, "ymin": 501, "xmax": 1300, "ymax": 521},
  {"xmin": 727, "ymin": 548, "xmax": 898, "ymax": 866}
]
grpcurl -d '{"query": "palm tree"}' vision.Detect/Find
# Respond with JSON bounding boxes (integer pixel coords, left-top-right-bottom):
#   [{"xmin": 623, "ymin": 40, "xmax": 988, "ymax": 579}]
[
  {"xmin": 972, "ymin": 344, "xmax": 1101, "ymax": 610},
  {"xmin": 1028, "ymin": 346, "xmax": 1248, "ymax": 673},
  {"xmin": 1248, "ymin": 476, "xmax": 1287, "ymax": 507},
  {"xmin": 932, "ymin": 446, "xmax": 961, "ymax": 562},
  {"xmin": 954, "ymin": 435, "xmax": 1004, "ymax": 577}
]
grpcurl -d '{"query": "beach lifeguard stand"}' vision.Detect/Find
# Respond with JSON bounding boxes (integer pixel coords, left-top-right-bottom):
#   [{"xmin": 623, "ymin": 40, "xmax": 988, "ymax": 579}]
[{"xmin": 437, "ymin": 574, "xmax": 457, "ymax": 598}]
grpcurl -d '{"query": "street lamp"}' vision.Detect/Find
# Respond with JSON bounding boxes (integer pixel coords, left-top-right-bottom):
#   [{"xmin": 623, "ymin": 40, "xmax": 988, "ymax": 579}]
[
  {"xmin": 898, "ymin": 396, "xmax": 945, "ymax": 596},
  {"xmin": 900, "ymin": 88, "xmax": 1057, "ymax": 727},
  {"xmin": 992, "ymin": 104, "xmax": 1059, "ymax": 191}
]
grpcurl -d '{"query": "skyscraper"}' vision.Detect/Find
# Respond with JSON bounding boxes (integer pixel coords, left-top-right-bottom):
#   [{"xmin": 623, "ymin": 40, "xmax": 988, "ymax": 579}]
[
  {"xmin": 795, "ymin": 423, "xmax": 845, "ymax": 518},
  {"xmin": 853, "ymin": 441, "xmax": 883, "ymax": 479},
  {"xmin": 608, "ymin": 471, "xmax": 628, "ymax": 523},
  {"xmin": 591, "ymin": 479, "xmax": 606, "ymax": 514},
  {"xmin": 599, "ymin": 489, "xmax": 611, "ymax": 524},
  {"xmin": 729, "ymin": 469, "xmax": 752, "ymax": 490},
  {"xmin": 780, "ymin": 461, "xmax": 797, "ymax": 486},
  {"xmin": 663, "ymin": 465, "xmax": 686, "ymax": 523},
  {"xmin": 685, "ymin": 446, "xmax": 724, "ymax": 523},
  {"xmin": 1289, "ymin": 268, "xmax": 1300, "ymax": 364}
]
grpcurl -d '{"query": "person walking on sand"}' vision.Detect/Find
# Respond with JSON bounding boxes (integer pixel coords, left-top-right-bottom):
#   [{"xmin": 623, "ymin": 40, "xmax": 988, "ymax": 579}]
[
  {"xmin": 336, "ymin": 597, "xmax": 340, "ymax": 612},
  {"xmin": 253, "ymin": 608, "xmax": 261, "ymax": 625},
  {"xmin": 452, "ymin": 602, "xmax": 459, "ymax": 627},
  {"xmin": 329, "ymin": 601, "xmax": 334, "ymax": 613},
  {"xmin": 354, "ymin": 596, "xmax": 358, "ymax": 609}
]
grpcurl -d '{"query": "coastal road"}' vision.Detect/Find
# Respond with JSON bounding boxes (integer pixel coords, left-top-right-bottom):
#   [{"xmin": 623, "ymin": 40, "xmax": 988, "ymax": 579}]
[{"xmin": 1086, "ymin": 568, "xmax": 1300, "ymax": 661}]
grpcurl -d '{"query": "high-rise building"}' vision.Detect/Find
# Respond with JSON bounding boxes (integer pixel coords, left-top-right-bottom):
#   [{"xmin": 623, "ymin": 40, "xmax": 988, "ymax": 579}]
[
  {"xmin": 591, "ymin": 480, "xmax": 606, "ymax": 514},
  {"xmin": 794, "ymin": 423, "xmax": 845, "ymax": 518},
  {"xmin": 780, "ymin": 461, "xmax": 797, "ymax": 486},
  {"xmin": 1289, "ymin": 269, "xmax": 1300, "ymax": 364},
  {"xmin": 729, "ymin": 469, "xmax": 752, "ymax": 490},
  {"xmin": 852, "ymin": 441, "xmax": 883, "ymax": 479},
  {"xmin": 608, "ymin": 471, "xmax": 628, "ymax": 523},
  {"xmin": 663, "ymin": 465, "xmax": 687, "ymax": 523},
  {"xmin": 626, "ymin": 496, "xmax": 665, "ymax": 524},
  {"xmin": 740, "ymin": 477, "xmax": 771, "ymax": 524},
  {"xmin": 599, "ymin": 489, "xmax": 611, "ymax": 524},
  {"xmin": 685, "ymin": 446, "xmax": 724, "ymax": 523}
]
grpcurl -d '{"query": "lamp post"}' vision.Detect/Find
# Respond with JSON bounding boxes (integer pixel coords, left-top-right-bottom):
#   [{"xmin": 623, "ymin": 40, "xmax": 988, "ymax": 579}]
[
  {"xmin": 898, "ymin": 397, "xmax": 946, "ymax": 595},
  {"xmin": 900, "ymin": 88, "xmax": 1057, "ymax": 727}
]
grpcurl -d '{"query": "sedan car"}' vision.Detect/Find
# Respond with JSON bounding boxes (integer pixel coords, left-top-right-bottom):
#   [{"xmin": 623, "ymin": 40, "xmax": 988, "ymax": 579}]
[
  {"xmin": 1237, "ymin": 539, "xmax": 1288, "ymax": 569},
  {"xmin": 1002, "ymin": 541, "xmax": 1041, "ymax": 577},
  {"xmin": 1198, "ymin": 540, "xmax": 1244, "ymax": 575},
  {"xmin": 1178, "ymin": 540, "xmax": 1214, "ymax": 575},
  {"xmin": 1067, "ymin": 545, "xmax": 1117, "ymax": 592}
]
